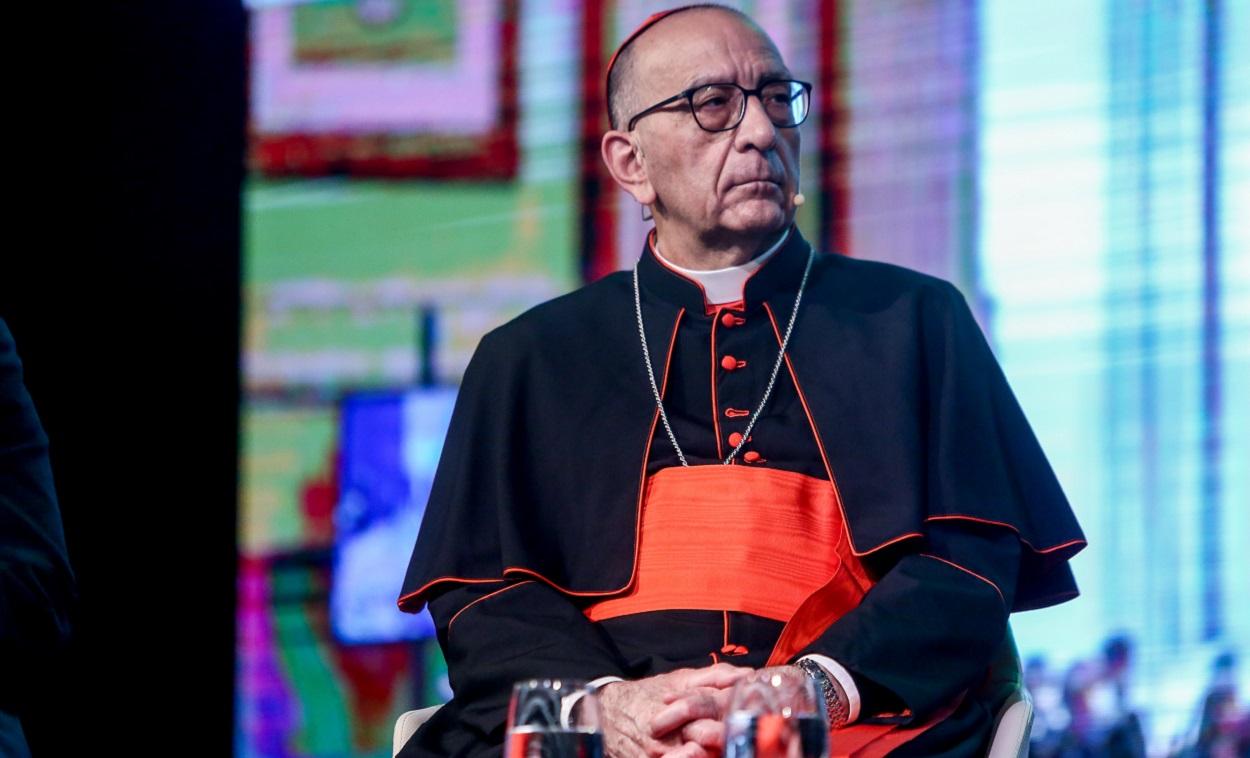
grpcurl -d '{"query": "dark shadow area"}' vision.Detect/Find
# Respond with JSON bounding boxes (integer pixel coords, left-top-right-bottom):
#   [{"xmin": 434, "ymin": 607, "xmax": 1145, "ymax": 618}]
[{"xmin": 2, "ymin": 1, "xmax": 245, "ymax": 754}]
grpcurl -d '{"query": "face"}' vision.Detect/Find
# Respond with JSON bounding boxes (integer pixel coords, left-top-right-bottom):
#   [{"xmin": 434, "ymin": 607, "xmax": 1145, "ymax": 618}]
[{"xmin": 629, "ymin": 12, "xmax": 802, "ymax": 245}]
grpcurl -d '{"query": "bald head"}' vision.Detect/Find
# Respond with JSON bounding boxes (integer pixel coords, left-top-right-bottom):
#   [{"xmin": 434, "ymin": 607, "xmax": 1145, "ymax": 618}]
[{"xmin": 606, "ymin": 5, "xmax": 776, "ymax": 130}]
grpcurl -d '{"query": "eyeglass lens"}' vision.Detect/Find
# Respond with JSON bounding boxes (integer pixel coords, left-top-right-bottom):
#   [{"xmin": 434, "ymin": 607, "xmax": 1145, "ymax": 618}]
[{"xmin": 691, "ymin": 81, "xmax": 809, "ymax": 131}]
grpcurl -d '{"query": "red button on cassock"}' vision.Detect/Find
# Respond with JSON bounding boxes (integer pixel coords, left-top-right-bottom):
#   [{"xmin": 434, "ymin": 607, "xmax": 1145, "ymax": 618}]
[
  {"xmin": 743, "ymin": 451, "xmax": 762, "ymax": 463},
  {"xmin": 720, "ymin": 312, "xmax": 745, "ymax": 328},
  {"xmin": 721, "ymin": 355, "xmax": 740, "ymax": 371},
  {"xmin": 728, "ymin": 432, "xmax": 743, "ymax": 447}
]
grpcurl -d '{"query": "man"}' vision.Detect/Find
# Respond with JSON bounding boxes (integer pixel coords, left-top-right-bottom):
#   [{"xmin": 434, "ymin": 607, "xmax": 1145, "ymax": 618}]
[
  {"xmin": 397, "ymin": 5, "xmax": 1085, "ymax": 756},
  {"xmin": 0, "ymin": 318, "xmax": 76, "ymax": 758}
]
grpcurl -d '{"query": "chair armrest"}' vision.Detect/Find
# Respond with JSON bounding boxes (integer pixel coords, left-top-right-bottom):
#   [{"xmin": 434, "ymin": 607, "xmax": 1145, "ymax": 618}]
[
  {"xmin": 987, "ymin": 686, "xmax": 1034, "ymax": 758},
  {"xmin": 393, "ymin": 705, "xmax": 444, "ymax": 757}
]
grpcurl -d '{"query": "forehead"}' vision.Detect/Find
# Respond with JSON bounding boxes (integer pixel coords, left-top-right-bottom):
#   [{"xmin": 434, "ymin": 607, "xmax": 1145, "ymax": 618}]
[{"xmin": 631, "ymin": 10, "xmax": 789, "ymax": 95}]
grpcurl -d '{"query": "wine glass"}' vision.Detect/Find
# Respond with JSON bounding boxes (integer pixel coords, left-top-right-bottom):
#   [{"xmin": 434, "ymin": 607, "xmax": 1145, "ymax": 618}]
[
  {"xmin": 505, "ymin": 679, "xmax": 605, "ymax": 758},
  {"xmin": 724, "ymin": 668, "xmax": 829, "ymax": 758}
]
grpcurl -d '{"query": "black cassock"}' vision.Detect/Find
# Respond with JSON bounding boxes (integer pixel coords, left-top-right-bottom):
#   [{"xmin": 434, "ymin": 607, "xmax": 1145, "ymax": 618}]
[{"xmin": 396, "ymin": 228, "xmax": 1085, "ymax": 757}]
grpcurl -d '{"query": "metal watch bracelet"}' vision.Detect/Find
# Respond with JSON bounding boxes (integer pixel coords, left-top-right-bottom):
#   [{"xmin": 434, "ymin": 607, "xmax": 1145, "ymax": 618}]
[{"xmin": 794, "ymin": 658, "xmax": 850, "ymax": 729}]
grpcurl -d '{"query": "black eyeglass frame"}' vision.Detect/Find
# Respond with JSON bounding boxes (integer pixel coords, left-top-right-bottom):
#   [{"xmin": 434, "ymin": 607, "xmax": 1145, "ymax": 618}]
[{"xmin": 625, "ymin": 78, "xmax": 814, "ymax": 132}]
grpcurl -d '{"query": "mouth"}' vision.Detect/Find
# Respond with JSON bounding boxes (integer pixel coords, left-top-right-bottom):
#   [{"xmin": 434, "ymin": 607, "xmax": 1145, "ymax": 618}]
[{"xmin": 732, "ymin": 179, "xmax": 784, "ymax": 195}]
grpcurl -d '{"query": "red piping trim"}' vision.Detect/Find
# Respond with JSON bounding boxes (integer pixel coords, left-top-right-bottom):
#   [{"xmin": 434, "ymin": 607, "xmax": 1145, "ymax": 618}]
[
  {"xmin": 763, "ymin": 303, "xmax": 924, "ymax": 558},
  {"xmin": 397, "ymin": 309, "xmax": 687, "ymax": 611},
  {"xmin": 511, "ymin": 308, "xmax": 687, "ymax": 599},
  {"xmin": 397, "ymin": 576, "xmax": 505, "ymax": 611},
  {"xmin": 657, "ymin": 309, "xmax": 686, "ymax": 401},
  {"xmin": 711, "ymin": 310, "xmax": 725, "ymax": 459},
  {"xmin": 733, "ymin": 230, "xmax": 780, "ymax": 300},
  {"xmin": 497, "ymin": 566, "xmax": 633, "ymax": 596},
  {"xmin": 864, "ymin": 531, "xmax": 926, "ymax": 554},
  {"xmin": 447, "ymin": 580, "xmax": 534, "ymax": 635},
  {"xmin": 919, "ymin": 554, "xmax": 1005, "ymax": 606},
  {"xmin": 646, "ymin": 227, "xmax": 792, "ymax": 307},
  {"xmin": 648, "ymin": 230, "xmax": 714, "ymax": 305},
  {"xmin": 925, "ymin": 514, "xmax": 1087, "ymax": 556}
]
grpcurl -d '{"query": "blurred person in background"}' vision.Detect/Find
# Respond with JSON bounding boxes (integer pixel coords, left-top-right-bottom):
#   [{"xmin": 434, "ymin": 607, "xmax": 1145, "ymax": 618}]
[
  {"xmin": 0, "ymin": 318, "xmax": 75, "ymax": 758},
  {"xmin": 1059, "ymin": 658, "xmax": 1100, "ymax": 756},
  {"xmin": 1055, "ymin": 636, "xmax": 1145, "ymax": 758},
  {"xmin": 395, "ymin": 5, "xmax": 1085, "ymax": 757},
  {"xmin": 1026, "ymin": 655, "xmax": 1071, "ymax": 757},
  {"xmin": 1099, "ymin": 635, "xmax": 1147, "ymax": 758},
  {"xmin": 1173, "ymin": 652, "xmax": 1250, "ymax": 758}
]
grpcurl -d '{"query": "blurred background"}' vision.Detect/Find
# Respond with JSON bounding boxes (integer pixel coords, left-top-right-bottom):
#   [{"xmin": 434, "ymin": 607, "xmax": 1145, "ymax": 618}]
[{"xmin": 3, "ymin": 1, "xmax": 1247, "ymax": 756}]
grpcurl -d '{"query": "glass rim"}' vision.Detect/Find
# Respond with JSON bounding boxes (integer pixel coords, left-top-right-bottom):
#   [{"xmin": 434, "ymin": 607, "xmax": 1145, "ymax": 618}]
[
  {"xmin": 626, "ymin": 78, "xmax": 813, "ymax": 132},
  {"xmin": 511, "ymin": 677, "xmax": 590, "ymax": 691}
]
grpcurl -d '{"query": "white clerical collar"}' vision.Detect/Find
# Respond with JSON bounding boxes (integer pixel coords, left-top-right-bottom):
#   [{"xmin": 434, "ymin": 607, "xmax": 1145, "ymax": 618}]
[{"xmin": 653, "ymin": 228, "xmax": 791, "ymax": 305}]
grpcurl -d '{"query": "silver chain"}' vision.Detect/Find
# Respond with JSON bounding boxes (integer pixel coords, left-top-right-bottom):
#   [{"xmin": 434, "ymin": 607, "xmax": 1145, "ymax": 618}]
[{"xmin": 633, "ymin": 249, "xmax": 815, "ymax": 466}]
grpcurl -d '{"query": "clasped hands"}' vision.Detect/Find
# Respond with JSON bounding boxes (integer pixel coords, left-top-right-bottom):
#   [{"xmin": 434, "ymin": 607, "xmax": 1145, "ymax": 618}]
[{"xmin": 598, "ymin": 662, "xmax": 795, "ymax": 758}]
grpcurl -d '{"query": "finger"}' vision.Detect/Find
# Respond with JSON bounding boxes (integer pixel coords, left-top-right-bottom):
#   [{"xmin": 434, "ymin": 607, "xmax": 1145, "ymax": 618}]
[
  {"xmin": 681, "ymin": 719, "xmax": 726, "ymax": 750},
  {"xmin": 660, "ymin": 742, "xmax": 712, "ymax": 758},
  {"xmin": 662, "ymin": 684, "xmax": 730, "ymax": 705},
  {"xmin": 650, "ymin": 693, "xmax": 719, "ymax": 737},
  {"xmin": 681, "ymin": 663, "xmax": 753, "ymax": 690}
]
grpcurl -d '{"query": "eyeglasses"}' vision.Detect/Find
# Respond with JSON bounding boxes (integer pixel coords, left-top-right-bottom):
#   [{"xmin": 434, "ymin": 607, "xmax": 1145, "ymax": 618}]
[{"xmin": 626, "ymin": 79, "xmax": 813, "ymax": 133}]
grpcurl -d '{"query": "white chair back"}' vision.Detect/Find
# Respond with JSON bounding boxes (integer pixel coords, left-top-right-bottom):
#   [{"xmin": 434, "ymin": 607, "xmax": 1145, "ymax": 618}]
[
  {"xmin": 987, "ymin": 685, "xmax": 1034, "ymax": 758},
  {"xmin": 392, "ymin": 704, "xmax": 442, "ymax": 757}
]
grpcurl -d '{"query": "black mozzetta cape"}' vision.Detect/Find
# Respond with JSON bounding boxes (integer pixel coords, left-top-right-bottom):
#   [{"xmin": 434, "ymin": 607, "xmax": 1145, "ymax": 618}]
[
  {"xmin": 397, "ymin": 227, "xmax": 1085, "ymax": 755},
  {"xmin": 400, "ymin": 227, "xmax": 1083, "ymax": 611}
]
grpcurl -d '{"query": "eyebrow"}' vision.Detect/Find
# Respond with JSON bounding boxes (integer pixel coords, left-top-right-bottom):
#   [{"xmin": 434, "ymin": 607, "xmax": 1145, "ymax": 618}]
[{"xmin": 681, "ymin": 69, "xmax": 793, "ymax": 91}]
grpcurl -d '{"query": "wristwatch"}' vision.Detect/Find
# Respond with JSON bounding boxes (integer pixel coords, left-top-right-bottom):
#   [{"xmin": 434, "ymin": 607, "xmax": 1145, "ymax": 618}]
[{"xmin": 794, "ymin": 658, "xmax": 850, "ymax": 729}]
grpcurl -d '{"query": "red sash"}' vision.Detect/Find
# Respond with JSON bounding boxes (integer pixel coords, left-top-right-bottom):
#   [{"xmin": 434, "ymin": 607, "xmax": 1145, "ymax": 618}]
[{"xmin": 584, "ymin": 465, "xmax": 954, "ymax": 756}]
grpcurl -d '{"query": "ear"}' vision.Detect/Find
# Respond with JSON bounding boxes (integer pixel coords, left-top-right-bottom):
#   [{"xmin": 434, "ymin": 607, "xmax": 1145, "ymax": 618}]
[{"xmin": 600, "ymin": 129, "xmax": 657, "ymax": 207}]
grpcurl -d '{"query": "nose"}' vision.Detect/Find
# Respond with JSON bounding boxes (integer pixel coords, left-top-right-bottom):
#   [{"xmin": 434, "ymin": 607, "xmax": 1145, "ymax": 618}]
[{"xmin": 734, "ymin": 92, "xmax": 778, "ymax": 152}]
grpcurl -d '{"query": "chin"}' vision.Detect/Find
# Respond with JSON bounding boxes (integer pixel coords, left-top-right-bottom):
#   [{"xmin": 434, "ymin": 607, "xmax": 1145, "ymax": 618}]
[{"xmin": 722, "ymin": 202, "xmax": 790, "ymax": 235}]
